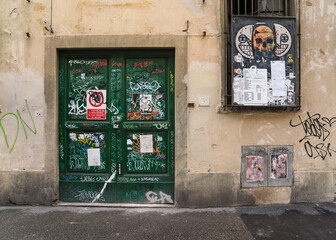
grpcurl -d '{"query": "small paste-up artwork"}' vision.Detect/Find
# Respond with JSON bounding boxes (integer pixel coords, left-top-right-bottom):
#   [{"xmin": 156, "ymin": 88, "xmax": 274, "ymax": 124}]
[
  {"xmin": 127, "ymin": 139, "xmax": 133, "ymax": 145},
  {"xmin": 270, "ymin": 154, "xmax": 288, "ymax": 179},
  {"xmin": 246, "ymin": 156, "xmax": 264, "ymax": 182},
  {"xmin": 87, "ymin": 148, "xmax": 101, "ymax": 166},
  {"xmin": 140, "ymin": 134, "xmax": 153, "ymax": 153},
  {"xmin": 86, "ymin": 90, "xmax": 106, "ymax": 120},
  {"xmin": 139, "ymin": 94, "xmax": 153, "ymax": 112},
  {"xmin": 81, "ymin": 73, "xmax": 86, "ymax": 80}
]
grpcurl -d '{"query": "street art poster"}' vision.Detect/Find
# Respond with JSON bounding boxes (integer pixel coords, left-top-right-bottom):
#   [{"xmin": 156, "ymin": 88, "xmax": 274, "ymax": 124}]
[
  {"xmin": 232, "ymin": 17, "xmax": 296, "ymax": 106},
  {"xmin": 86, "ymin": 89, "xmax": 106, "ymax": 120},
  {"xmin": 270, "ymin": 154, "xmax": 288, "ymax": 179},
  {"xmin": 246, "ymin": 156, "xmax": 264, "ymax": 182}
]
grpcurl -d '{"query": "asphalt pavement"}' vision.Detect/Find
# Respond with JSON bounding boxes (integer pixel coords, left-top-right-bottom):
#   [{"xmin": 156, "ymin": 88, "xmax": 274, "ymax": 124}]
[{"xmin": 0, "ymin": 203, "xmax": 336, "ymax": 240}]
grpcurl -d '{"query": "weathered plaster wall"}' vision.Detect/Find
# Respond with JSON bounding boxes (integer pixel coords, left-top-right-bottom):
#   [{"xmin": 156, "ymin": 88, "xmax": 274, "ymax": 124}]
[{"xmin": 0, "ymin": 0, "xmax": 335, "ymax": 206}]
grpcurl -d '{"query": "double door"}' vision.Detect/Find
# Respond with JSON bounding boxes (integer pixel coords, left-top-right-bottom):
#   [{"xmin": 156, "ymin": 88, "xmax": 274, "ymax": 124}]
[{"xmin": 59, "ymin": 50, "xmax": 175, "ymax": 204}]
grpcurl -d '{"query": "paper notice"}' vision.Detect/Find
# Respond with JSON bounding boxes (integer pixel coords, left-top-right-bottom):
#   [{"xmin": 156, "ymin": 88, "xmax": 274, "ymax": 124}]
[
  {"xmin": 233, "ymin": 77, "xmax": 244, "ymax": 104},
  {"xmin": 243, "ymin": 67, "xmax": 268, "ymax": 105},
  {"xmin": 87, "ymin": 148, "xmax": 101, "ymax": 166},
  {"xmin": 140, "ymin": 135, "xmax": 153, "ymax": 153},
  {"xmin": 271, "ymin": 61, "xmax": 286, "ymax": 96}
]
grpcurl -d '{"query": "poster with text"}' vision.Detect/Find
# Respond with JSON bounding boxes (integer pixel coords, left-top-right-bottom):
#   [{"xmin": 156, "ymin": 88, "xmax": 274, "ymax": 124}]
[{"xmin": 86, "ymin": 90, "xmax": 106, "ymax": 120}]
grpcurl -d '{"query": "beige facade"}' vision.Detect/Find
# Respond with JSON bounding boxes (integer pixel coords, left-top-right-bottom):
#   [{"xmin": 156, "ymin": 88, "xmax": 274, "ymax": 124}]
[{"xmin": 0, "ymin": 0, "xmax": 335, "ymax": 206}]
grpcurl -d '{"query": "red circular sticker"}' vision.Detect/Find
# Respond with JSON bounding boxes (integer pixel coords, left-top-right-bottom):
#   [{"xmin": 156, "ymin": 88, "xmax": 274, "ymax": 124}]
[{"xmin": 88, "ymin": 91, "xmax": 104, "ymax": 107}]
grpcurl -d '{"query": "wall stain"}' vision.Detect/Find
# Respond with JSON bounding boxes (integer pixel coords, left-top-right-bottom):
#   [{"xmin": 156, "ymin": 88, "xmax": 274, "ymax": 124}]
[
  {"xmin": 320, "ymin": 48, "xmax": 326, "ymax": 55},
  {"xmin": 77, "ymin": 1, "xmax": 151, "ymax": 10},
  {"xmin": 33, "ymin": 3, "xmax": 46, "ymax": 12},
  {"xmin": 306, "ymin": 1, "xmax": 313, "ymax": 6}
]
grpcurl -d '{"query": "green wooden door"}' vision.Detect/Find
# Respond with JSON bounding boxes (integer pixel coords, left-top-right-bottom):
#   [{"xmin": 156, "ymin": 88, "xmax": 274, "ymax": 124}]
[{"xmin": 59, "ymin": 50, "xmax": 175, "ymax": 204}]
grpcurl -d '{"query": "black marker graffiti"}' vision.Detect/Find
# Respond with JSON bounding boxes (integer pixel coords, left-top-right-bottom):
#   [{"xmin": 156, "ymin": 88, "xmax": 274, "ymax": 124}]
[{"xmin": 290, "ymin": 112, "xmax": 336, "ymax": 160}]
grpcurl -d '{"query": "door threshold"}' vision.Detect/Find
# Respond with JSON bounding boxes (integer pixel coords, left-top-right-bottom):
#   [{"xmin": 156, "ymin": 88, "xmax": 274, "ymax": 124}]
[{"xmin": 58, "ymin": 202, "xmax": 175, "ymax": 208}]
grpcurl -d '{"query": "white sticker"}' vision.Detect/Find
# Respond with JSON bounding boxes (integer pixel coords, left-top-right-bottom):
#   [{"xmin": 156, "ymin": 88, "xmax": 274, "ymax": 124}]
[
  {"xmin": 69, "ymin": 133, "xmax": 77, "ymax": 141},
  {"xmin": 127, "ymin": 147, "xmax": 132, "ymax": 150},
  {"xmin": 157, "ymin": 136, "xmax": 163, "ymax": 142},
  {"xmin": 289, "ymin": 72, "xmax": 294, "ymax": 79},
  {"xmin": 133, "ymin": 134, "xmax": 137, "ymax": 140},
  {"xmin": 127, "ymin": 139, "xmax": 133, "ymax": 145},
  {"xmin": 140, "ymin": 135, "xmax": 154, "ymax": 153},
  {"xmin": 87, "ymin": 148, "xmax": 101, "ymax": 166},
  {"xmin": 271, "ymin": 61, "xmax": 286, "ymax": 96},
  {"xmin": 78, "ymin": 134, "xmax": 84, "ymax": 139},
  {"xmin": 81, "ymin": 73, "xmax": 86, "ymax": 80}
]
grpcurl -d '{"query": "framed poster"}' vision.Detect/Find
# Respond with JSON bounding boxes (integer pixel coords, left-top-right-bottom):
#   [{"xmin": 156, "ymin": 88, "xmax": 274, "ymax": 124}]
[{"xmin": 232, "ymin": 17, "xmax": 296, "ymax": 106}]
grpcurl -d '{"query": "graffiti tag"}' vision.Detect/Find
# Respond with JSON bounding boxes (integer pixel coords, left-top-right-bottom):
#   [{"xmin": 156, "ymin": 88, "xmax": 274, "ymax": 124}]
[{"xmin": 290, "ymin": 112, "xmax": 336, "ymax": 160}]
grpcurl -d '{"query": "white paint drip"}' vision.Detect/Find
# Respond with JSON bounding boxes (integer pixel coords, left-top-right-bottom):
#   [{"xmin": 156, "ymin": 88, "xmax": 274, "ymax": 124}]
[{"xmin": 91, "ymin": 171, "xmax": 116, "ymax": 203}]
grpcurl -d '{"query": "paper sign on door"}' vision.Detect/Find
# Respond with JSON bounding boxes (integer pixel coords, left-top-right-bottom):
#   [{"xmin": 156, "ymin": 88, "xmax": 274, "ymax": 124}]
[{"xmin": 86, "ymin": 90, "xmax": 107, "ymax": 120}]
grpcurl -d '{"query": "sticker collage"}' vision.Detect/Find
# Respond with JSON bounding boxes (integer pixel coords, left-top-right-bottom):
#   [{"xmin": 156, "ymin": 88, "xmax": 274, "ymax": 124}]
[{"xmin": 232, "ymin": 17, "xmax": 296, "ymax": 106}]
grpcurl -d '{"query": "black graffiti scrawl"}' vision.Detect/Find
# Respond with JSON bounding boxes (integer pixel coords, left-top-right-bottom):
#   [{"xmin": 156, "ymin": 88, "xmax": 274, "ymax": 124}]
[{"xmin": 290, "ymin": 112, "xmax": 336, "ymax": 160}]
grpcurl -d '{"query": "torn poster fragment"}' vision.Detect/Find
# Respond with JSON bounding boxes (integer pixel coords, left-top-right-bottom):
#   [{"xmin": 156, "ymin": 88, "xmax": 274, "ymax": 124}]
[
  {"xmin": 87, "ymin": 148, "xmax": 101, "ymax": 166},
  {"xmin": 270, "ymin": 154, "xmax": 288, "ymax": 179},
  {"xmin": 69, "ymin": 133, "xmax": 77, "ymax": 141},
  {"xmin": 246, "ymin": 156, "xmax": 264, "ymax": 182}
]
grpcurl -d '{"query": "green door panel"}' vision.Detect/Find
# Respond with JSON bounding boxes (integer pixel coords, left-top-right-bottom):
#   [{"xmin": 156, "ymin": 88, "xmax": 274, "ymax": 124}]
[
  {"xmin": 67, "ymin": 58, "xmax": 108, "ymax": 120},
  {"xmin": 125, "ymin": 132, "xmax": 168, "ymax": 173},
  {"xmin": 67, "ymin": 132, "xmax": 108, "ymax": 173},
  {"xmin": 126, "ymin": 58, "xmax": 167, "ymax": 121},
  {"xmin": 59, "ymin": 50, "xmax": 174, "ymax": 204}
]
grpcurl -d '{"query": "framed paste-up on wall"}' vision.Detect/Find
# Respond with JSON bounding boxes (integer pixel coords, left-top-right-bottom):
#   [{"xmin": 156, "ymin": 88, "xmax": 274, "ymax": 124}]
[
  {"xmin": 241, "ymin": 146, "xmax": 293, "ymax": 188},
  {"xmin": 232, "ymin": 17, "xmax": 297, "ymax": 108}
]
